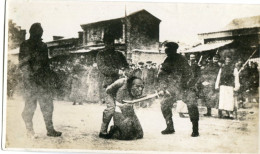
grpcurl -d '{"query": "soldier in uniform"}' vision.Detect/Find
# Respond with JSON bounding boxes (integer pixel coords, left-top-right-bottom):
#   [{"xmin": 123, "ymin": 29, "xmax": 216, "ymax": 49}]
[
  {"xmin": 133, "ymin": 62, "xmax": 144, "ymax": 78},
  {"xmin": 19, "ymin": 23, "xmax": 62, "ymax": 137},
  {"xmin": 151, "ymin": 62, "xmax": 159, "ymax": 89},
  {"xmin": 141, "ymin": 61, "xmax": 155, "ymax": 107},
  {"xmin": 158, "ymin": 42, "xmax": 199, "ymax": 137},
  {"xmin": 70, "ymin": 58, "xmax": 87, "ymax": 105},
  {"xmin": 201, "ymin": 54, "xmax": 220, "ymax": 116},
  {"xmin": 188, "ymin": 53, "xmax": 202, "ymax": 106},
  {"xmin": 142, "ymin": 61, "xmax": 154, "ymax": 91},
  {"xmin": 97, "ymin": 29, "xmax": 129, "ymax": 137}
]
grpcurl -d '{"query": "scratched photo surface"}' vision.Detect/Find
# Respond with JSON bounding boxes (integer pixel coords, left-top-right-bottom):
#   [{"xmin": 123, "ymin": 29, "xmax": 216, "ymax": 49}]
[{"xmin": 4, "ymin": 0, "xmax": 260, "ymax": 153}]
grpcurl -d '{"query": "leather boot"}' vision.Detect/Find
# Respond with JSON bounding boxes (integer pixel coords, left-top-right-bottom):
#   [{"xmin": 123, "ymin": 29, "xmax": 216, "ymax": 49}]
[
  {"xmin": 99, "ymin": 122, "xmax": 110, "ymax": 138},
  {"xmin": 47, "ymin": 129, "xmax": 62, "ymax": 137},
  {"xmin": 161, "ymin": 119, "xmax": 175, "ymax": 135},
  {"xmin": 45, "ymin": 119, "xmax": 62, "ymax": 137},
  {"xmin": 191, "ymin": 121, "xmax": 199, "ymax": 137},
  {"xmin": 204, "ymin": 108, "xmax": 212, "ymax": 116}
]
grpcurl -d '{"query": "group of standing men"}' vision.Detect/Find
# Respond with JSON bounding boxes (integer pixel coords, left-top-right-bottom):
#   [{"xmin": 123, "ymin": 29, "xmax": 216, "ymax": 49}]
[
  {"xmin": 20, "ymin": 23, "xmax": 258, "ymax": 140},
  {"xmin": 19, "ymin": 23, "xmax": 200, "ymax": 139},
  {"xmin": 97, "ymin": 28, "xmax": 200, "ymax": 138}
]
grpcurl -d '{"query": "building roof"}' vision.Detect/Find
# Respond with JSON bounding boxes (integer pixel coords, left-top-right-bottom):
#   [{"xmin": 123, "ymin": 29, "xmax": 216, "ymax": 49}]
[
  {"xmin": 198, "ymin": 15, "xmax": 260, "ymax": 36},
  {"xmin": 182, "ymin": 40, "xmax": 233, "ymax": 53},
  {"xmin": 46, "ymin": 37, "xmax": 78, "ymax": 47},
  {"xmin": 70, "ymin": 46, "xmax": 105, "ymax": 53},
  {"xmin": 223, "ymin": 15, "xmax": 260, "ymax": 30},
  {"xmin": 80, "ymin": 9, "xmax": 161, "ymax": 29}
]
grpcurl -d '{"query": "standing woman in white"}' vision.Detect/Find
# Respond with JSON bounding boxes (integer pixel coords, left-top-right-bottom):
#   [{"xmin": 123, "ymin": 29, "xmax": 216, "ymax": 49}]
[{"xmin": 215, "ymin": 56, "xmax": 240, "ymax": 119}]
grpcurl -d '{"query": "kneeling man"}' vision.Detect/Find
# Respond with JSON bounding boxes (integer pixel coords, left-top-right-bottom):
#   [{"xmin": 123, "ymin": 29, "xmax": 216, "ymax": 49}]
[{"xmin": 99, "ymin": 76, "xmax": 144, "ymax": 140}]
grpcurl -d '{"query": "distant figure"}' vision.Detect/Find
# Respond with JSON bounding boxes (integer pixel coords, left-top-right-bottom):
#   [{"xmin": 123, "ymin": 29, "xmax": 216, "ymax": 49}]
[
  {"xmin": 215, "ymin": 56, "xmax": 240, "ymax": 119},
  {"xmin": 235, "ymin": 58, "xmax": 249, "ymax": 108},
  {"xmin": 158, "ymin": 41, "xmax": 199, "ymax": 137},
  {"xmin": 70, "ymin": 58, "xmax": 87, "ymax": 105},
  {"xmin": 151, "ymin": 62, "xmax": 159, "ymax": 89},
  {"xmin": 101, "ymin": 77, "xmax": 144, "ymax": 140},
  {"xmin": 247, "ymin": 62, "xmax": 259, "ymax": 103},
  {"xmin": 140, "ymin": 61, "xmax": 155, "ymax": 107},
  {"xmin": 201, "ymin": 54, "xmax": 220, "ymax": 116},
  {"xmin": 133, "ymin": 62, "xmax": 144, "ymax": 78},
  {"xmin": 142, "ymin": 61, "xmax": 154, "ymax": 93},
  {"xmin": 7, "ymin": 60, "xmax": 18, "ymax": 99},
  {"xmin": 86, "ymin": 63, "xmax": 100, "ymax": 103},
  {"xmin": 19, "ymin": 23, "xmax": 62, "ymax": 137},
  {"xmin": 97, "ymin": 28, "xmax": 129, "ymax": 137}
]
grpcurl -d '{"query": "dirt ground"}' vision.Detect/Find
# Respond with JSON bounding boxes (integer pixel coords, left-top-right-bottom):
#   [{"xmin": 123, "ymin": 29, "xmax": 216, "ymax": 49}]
[{"xmin": 4, "ymin": 95, "xmax": 259, "ymax": 153}]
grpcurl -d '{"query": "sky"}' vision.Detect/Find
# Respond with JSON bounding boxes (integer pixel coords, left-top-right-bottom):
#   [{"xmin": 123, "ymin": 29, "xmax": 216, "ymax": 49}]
[{"xmin": 6, "ymin": 0, "xmax": 260, "ymax": 45}]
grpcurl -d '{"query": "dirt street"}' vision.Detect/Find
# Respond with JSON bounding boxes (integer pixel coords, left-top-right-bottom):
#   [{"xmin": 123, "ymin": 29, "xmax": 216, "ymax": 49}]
[{"xmin": 4, "ymin": 96, "xmax": 259, "ymax": 153}]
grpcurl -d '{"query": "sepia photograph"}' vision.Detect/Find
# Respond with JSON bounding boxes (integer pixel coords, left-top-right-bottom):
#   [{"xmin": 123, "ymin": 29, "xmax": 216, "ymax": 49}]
[{"xmin": 2, "ymin": 0, "xmax": 260, "ymax": 153}]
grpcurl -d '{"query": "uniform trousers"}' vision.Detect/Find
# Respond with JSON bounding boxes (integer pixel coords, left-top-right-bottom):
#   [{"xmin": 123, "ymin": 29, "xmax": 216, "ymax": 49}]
[
  {"xmin": 22, "ymin": 79, "xmax": 55, "ymax": 132},
  {"xmin": 161, "ymin": 88, "xmax": 199, "ymax": 123}
]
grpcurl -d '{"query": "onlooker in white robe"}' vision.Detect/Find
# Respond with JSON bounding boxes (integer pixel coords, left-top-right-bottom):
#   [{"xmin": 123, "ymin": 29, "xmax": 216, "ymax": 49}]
[{"xmin": 215, "ymin": 56, "xmax": 240, "ymax": 119}]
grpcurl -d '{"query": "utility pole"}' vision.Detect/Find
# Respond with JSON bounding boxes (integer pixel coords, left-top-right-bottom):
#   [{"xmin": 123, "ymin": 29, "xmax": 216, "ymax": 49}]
[{"xmin": 124, "ymin": 5, "xmax": 128, "ymax": 57}]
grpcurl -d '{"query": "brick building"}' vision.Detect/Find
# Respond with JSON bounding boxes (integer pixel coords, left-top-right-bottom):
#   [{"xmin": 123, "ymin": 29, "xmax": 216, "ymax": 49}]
[{"xmin": 80, "ymin": 9, "xmax": 161, "ymax": 58}]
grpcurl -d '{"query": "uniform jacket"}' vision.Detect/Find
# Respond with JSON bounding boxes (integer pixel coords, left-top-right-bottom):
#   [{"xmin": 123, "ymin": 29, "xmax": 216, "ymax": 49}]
[
  {"xmin": 96, "ymin": 48, "xmax": 128, "ymax": 87},
  {"xmin": 19, "ymin": 38, "xmax": 56, "ymax": 89},
  {"xmin": 158, "ymin": 53, "xmax": 194, "ymax": 91}
]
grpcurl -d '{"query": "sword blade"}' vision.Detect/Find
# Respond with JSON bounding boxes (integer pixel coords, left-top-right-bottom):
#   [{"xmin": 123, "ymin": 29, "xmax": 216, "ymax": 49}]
[{"xmin": 123, "ymin": 92, "xmax": 159, "ymax": 104}]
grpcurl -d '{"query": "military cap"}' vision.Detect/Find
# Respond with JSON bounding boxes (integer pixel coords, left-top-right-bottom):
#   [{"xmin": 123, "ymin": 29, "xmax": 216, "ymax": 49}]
[
  {"xmin": 138, "ymin": 62, "xmax": 144, "ymax": 65},
  {"xmin": 146, "ymin": 61, "xmax": 152, "ymax": 64},
  {"xmin": 164, "ymin": 41, "xmax": 179, "ymax": 50}
]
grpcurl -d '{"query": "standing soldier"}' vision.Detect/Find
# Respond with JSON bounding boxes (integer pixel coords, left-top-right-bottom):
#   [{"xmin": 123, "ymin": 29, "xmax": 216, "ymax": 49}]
[
  {"xmin": 141, "ymin": 61, "xmax": 154, "ymax": 107},
  {"xmin": 97, "ymin": 29, "xmax": 129, "ymax": 138},
  {"xmin": 201, "ymin": 54, "xmax": 220, "ymax": 116},
  {"xmin": 188, "ymin": 53, "xmax": 202, "ymax": 106},
  {"xmin": 70, "ymin": 58, "xmax": 87, "ymax": 105},
  {"xmin": 176, "ymin": 54, "xmax": 201, "ymax": 118},
  {"xmin": 133, "ymin": 62, "xmax": 144, "ymax": 78},
  {"xmin": 158, "ymin": 42, "xmax": 199, "ymax": 137},
  {"xmin": 19, "ymin": 23, "xmax": 62, "ymax": 137},
  {"xmin": 142, "ymin": 61, "xmax": 154, "ymax": 93},
  {"xmin": 151, "ymin": 62, "xmax": 159, "ymax": 89}
]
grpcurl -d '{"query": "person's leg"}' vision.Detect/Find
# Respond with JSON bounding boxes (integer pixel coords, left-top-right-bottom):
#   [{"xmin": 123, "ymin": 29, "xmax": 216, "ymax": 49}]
[
  {"xmin": 38, "ymin": 92, "xmax": 62, "ymax": 137},
  {"xmin": 203, "ymin": 96, "xmax": 212, "ymax": 116},
  {"xmin": 218, "ymin": 109, "xmax": 223, "ymax": 118},
  {"xmin": 187, "ymin": 104, "xmax": 199, "ymax": 137},
  {"xmin": 160, "ymin": 97, "xmax": 175, "ymax": 134},
  {"xmin": 204, "ymin": 107, "xmax": 212, "ymax": 116},
  {"xmin": 21, "ymin": 94, "xmax": 37, "ymax": 137},
  {"xmin": 185, "ymin": 90, "xmax": 199, "ymax": 137},
  {"xmin": 99, "ymin": 93, "xmax": 115, "ymax": 137}
]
